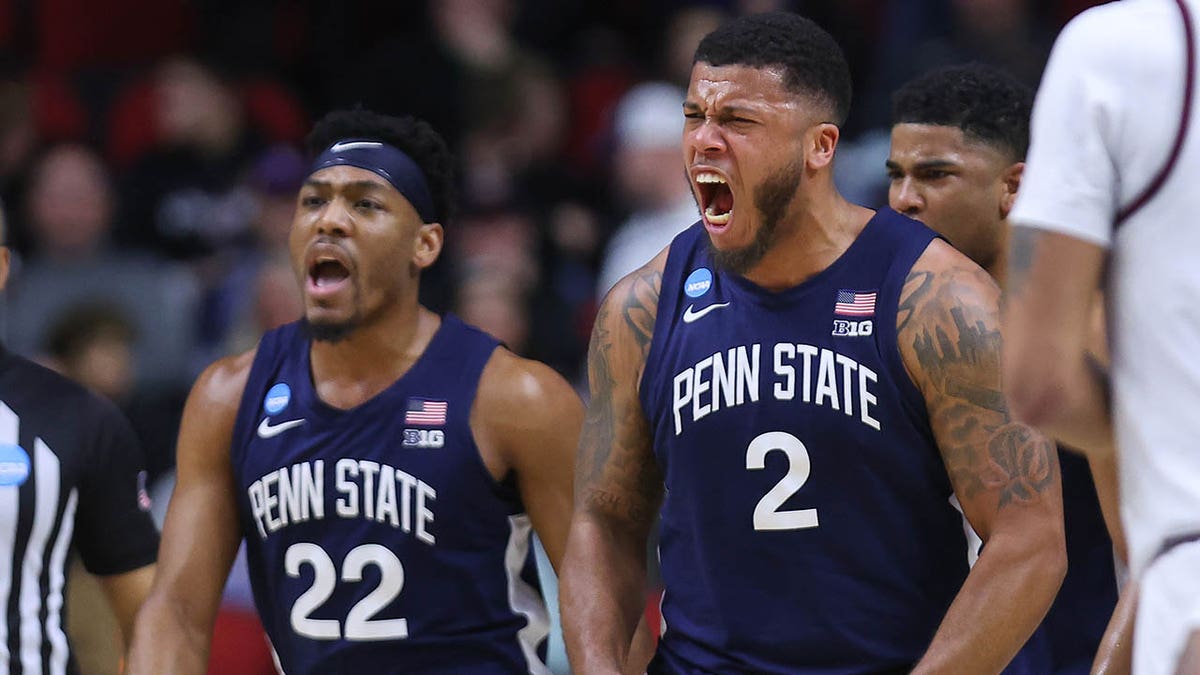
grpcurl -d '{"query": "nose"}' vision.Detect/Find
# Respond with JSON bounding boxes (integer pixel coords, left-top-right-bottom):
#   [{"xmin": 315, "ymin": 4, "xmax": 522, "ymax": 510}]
[
  {"xmin": 684, "ymin": 117, "xmax": 726, "ymax": 160},
  {"xmin": 889, "ymin": 177, "xmax": 924, "ymax": 216},
  {"xmin": 316, "ymin": 199, "xmax": 353, "ymax": 236}
]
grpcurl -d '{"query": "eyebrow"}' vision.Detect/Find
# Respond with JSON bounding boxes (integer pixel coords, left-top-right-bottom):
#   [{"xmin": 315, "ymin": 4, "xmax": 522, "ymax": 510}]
[
  {"xmin": 885, "ymin": 158, "xmax": 958, "ymax": 171},
  {"xmin": 682, "ymin": 101, "xmax": 764, "ymax": 116}
]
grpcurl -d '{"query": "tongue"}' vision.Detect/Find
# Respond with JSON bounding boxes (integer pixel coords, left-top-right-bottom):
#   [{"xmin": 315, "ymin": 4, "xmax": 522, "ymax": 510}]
[{"xmin": 711, "ymin": 185, "xmax": 734, "ymax": 215}]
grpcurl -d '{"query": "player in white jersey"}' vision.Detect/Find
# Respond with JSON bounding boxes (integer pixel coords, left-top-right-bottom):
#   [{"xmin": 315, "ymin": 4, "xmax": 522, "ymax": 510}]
[{"xmin": 1003, "ymin": 1, "xmax": 1200, "ymax": 673}]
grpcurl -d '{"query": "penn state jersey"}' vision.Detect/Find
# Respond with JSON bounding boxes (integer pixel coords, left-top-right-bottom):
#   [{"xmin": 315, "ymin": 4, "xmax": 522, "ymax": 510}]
[
  {"xmin": 641, "ymin": 210, "xmax": 969, "ymax": 674},
  {"xmin": 230, "ymin": 315, "xmax": 550, "ymax": 674}
]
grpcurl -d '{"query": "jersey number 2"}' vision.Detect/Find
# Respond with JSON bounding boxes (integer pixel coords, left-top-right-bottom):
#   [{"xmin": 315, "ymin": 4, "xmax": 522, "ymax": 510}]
[
  {"xmin": 286, "ymin": 543, "xmax": 408, "ymax": 641},
  {"xmin": 746, "ymin": 431, "xmax": 819, "ymax": 531}
]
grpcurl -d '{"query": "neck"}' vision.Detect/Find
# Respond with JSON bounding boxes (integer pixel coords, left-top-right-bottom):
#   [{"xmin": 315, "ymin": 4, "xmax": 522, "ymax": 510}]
[
  {"xmin": 741, "ymin": 186, "xmax": 875, "ymax": 292},
  {"xmin": 308, "ymin": 299, "xmax": 438, "ymax": 410},
  {"xmin": 988, "ymin": 220, "xmax": 1011, "ymax": 288}
]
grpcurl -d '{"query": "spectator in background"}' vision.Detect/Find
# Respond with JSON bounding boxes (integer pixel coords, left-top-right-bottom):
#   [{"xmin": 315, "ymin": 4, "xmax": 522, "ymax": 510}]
[
  {"xmin": 596, "ymin": 82, "xmax": 696, "ymax": 296},
  {"xmin": 115, "ymin": 57, "xmax": 261, "ymax": 261},
  {"xmin": 199, "ymin": 144, "xmax": 304, "ymax": 362},
  {"xmin": 4, "ymin": 143, "xmax": 198, "ymax": 393}
]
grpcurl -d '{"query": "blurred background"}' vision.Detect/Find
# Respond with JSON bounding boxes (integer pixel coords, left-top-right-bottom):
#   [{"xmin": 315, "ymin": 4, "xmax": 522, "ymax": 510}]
[{"xmin": 0, "ymin": 0, "xmax": 1107, "ymax": 672}]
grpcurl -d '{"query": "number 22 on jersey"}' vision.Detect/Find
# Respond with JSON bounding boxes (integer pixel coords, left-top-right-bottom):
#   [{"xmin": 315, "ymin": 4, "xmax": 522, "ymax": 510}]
[{"xmin": 287, "ymin": 543, "xmax": 408, "ymax": 641}]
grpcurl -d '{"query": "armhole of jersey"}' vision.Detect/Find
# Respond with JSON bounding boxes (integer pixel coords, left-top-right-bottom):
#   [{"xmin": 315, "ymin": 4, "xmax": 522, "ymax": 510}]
[
  {"xmin": 877, "ymin": 236, "xmax": 939, "ymax": 435},
  {"xmin": 1116, "ymin": 0, "xmax": 1196, "ymax": 225},
  {"xmin": 229, "ymin": 327, "xmax": 286, "ymax": 471},
  {"xmin": 451, "ymin": 322, "xmax": 520, "ymax": 503},
  {"xmin": 638, "ymin": 236, "xmax": 689, "ymax": 413}
]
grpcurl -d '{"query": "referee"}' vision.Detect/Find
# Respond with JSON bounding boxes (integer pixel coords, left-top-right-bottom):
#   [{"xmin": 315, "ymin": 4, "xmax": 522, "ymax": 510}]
[{"xmin": 0, "ymin": 202, "xmax": 159, "ymax": 673}]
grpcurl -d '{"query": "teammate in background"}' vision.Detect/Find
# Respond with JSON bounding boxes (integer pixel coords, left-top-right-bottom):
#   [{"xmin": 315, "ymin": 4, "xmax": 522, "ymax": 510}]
[
  {"xmin": 0, "ymin": 201, "xmax": 159, "ymax": 673},
  {"xmin": 1003, "ymin": 1, "xmax": 1200, "ymax": 673},
  {"xmin": 887, "ymin": 63, "xmax": 1124, "ymax": 674},
  {"xmin": 127, "ymin": 109, "xmax": 584, "ymax": 674},
  {"xmin": 561, "ymin": 12, "xmax": 1066, "ymax": 674}
]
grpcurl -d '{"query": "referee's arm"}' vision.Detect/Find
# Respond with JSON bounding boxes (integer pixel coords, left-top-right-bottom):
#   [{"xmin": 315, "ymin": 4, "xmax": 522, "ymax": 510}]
[{"xmin": 126, "ymin": 351, "xmax": 253, "ymax": 675}]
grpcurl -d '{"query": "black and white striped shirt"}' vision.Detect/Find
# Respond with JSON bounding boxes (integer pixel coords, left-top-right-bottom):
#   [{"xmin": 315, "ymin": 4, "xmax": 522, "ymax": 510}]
[{"xmin": 0, "ymin": 345, "xmax": 159, "ymax": 674}]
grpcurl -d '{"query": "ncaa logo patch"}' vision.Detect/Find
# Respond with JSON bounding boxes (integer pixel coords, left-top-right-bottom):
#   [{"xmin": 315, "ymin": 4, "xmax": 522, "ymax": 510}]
[
  {"xmin": 264, "ymin": 383, "xmax": 292, "ymax": 415},
  {"xmin": 0, "ymin": 443, "xmax": 30, "ymax": 487},
  {"xmin": 684, "ymin": 268, "xmax": 713, "ymax": 299}
]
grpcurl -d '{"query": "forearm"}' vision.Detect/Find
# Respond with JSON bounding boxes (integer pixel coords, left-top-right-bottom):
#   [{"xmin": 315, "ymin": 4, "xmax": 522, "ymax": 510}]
[
  {"xmin": 1092, "ymin": 581, "xmax": 1136, "ymax": 675},
  {"xmin": 125, "ymin": 594, "xmax": 213, "ymax": 675},
  {"xmin": 913, "ymin": 532, "xmax": 1066, "ymax": 674},
  {"xmin": 561, "ymin": 514, "xmax": 650, "ymax": 674}
]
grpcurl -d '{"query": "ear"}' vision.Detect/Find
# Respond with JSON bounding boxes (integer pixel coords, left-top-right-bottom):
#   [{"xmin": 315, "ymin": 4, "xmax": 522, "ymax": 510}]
[
  {"xmin": 999, "ymin": 161, "xmax": 1024, "ymax": 218},
  {"xmin": 413, "ymin": 222, "xmax": 444, "ymax": 270},
  {"xmin": 806, "ymin": 123, "xmax": 840, "ymax": 171}
]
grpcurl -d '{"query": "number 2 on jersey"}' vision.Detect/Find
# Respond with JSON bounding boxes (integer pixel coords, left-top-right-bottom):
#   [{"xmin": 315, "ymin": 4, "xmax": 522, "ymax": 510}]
[
  {"xmin": 286, "ymin": 543, "xmax": 408, "ymax": 641},
  {"xmin": 746, "ymin": 431, "xmax": 819, "ymax": 531}
]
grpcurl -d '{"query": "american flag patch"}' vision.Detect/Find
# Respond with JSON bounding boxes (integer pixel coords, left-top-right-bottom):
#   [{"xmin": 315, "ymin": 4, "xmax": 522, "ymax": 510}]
[
  {"xmin": 405, "ymin": 399, "xmax": 447, "ymax": 426},
  {"xmin": 834, "ymin": 290, "xmax": 877, "ymax": 317}
]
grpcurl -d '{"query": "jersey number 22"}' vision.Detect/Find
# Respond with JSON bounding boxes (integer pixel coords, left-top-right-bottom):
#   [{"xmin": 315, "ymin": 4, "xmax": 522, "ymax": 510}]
[{"xmin": 286, "ymin": 542, "xmax": 408, "ymax": 641}]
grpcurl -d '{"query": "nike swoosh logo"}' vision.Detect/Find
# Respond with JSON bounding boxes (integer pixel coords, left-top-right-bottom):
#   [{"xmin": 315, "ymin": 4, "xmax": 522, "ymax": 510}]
[
  {"xmin": 330, "ymin": 140, "xmax": 382, "ymax": 153},
  {"xmin": 257, "ymin": 418, "xmax": 307, "ymax": 439},
  {"xmin": 682, "ymin": 302, "xmax": 731, "ymax": 323}
]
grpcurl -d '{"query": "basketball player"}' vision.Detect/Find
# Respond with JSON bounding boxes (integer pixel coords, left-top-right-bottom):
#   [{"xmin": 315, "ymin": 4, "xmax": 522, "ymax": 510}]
[
  {"xmin": 0, "ymin": 202, "xmax": 159, "ymax": 673},
  {"xmin": 561, "ymin": 12, "xmax": 1067, "ymax": 674},
  {"xmin": 1003, "ymin": 1, "xmax": 1200, "ymax": 672},
  {"xmin": 887, "ymin": 63, "xmax": 1123, "ymax": 674},
  {"xmin": 126, "ymin": 109, "xmax": 583, "ymax": 674}
]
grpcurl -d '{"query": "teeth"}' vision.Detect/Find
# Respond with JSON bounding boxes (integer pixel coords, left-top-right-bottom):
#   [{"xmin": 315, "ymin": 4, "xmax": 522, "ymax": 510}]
[
  {"xmin": 705, "ymin": 205, "xmax": 731, "ymax": 225},
  {"xmin": 696, "ymin": 173, "xmax": 726, "ymax": 184}
]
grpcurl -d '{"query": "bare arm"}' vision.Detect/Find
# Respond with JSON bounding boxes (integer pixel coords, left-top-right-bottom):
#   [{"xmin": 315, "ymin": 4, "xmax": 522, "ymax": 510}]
[
  {"xmin": 125, "ymin": 353, "xmax": 252, "ymax": 675},
  {"xmin": 900, "ymin": 241, "xmax": 1067, "ymax": 674},
  {"xmin": 1092, "ymin": 580, "xmax": 1136, "ymax": 675},
  {"xmin": 98, "ymin": 563, "xmax": 156, "ymax": 645},
  {"xmin": 1004, "ymin": 227, "xmax": 1112, "ymax": 454},
  {"xmin": 475, "ymin": 350, "xmax": 584, "ymax": 571},
  {"xmin": 560, "ymin": 254, "xmax": 666, "ymax": 675}
]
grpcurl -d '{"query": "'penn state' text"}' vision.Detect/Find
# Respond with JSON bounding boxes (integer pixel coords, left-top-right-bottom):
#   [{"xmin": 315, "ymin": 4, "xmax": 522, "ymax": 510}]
[{"xmin": 672, "ymin": 342, "xmax": 881, "ymax": 435}]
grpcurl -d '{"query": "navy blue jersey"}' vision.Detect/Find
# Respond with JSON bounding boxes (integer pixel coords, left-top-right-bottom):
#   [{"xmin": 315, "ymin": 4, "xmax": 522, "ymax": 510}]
[
  {"xmin": 230, "ymin": 315, "xmax": 550, "ymax": 674},
  {"xmin": 641, "ymin": 210, "xmax": 969, "ymax": 674}
]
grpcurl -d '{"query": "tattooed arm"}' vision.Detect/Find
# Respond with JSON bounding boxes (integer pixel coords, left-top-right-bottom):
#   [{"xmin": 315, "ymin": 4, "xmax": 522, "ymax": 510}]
[
  {"xmin": 900, "ymin": 240, "xmax": 1067, "ymax": 675},
  {"xmin": 560, "ymin": 250, "xmax": 668, "ymax": 675},
  {"xmin": 1003, "ymin": 227, "xmax": 1113, "ymax": 455}
]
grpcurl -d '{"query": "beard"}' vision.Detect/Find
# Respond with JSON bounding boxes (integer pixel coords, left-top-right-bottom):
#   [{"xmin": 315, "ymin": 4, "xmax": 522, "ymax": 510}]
[
  {"xmin": 300, "ymin": 316, "xmax": 360, "ymax": 344},
  {"xmin": 708, "ymin": 159, "xmax": 804, "ymax": 275}
]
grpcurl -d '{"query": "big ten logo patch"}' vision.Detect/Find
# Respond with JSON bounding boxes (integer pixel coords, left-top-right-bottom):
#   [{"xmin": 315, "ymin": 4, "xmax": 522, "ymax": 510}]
[
  {"xmin": 832, "ymin": 319, "xmax": 873, "ymax": 337},
  {"xmin": 403, "ymin": 428, "xmax": 445, "ymax": 449}
]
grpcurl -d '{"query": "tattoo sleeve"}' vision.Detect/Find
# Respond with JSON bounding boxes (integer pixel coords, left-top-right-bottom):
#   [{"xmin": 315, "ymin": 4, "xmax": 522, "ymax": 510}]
[
  {"xmin": 576, "ymin": 268, "xmax": 664, "ymax": 527},
  {"xmin": 898, "ymin": 264, "xmax": 1059, "ymax": 512}
]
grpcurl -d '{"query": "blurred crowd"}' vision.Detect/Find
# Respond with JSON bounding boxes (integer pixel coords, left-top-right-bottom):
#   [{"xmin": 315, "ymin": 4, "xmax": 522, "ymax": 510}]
[{"xmin": 0, "ymin": 0, "xmax": 1112, "ymax": 672}]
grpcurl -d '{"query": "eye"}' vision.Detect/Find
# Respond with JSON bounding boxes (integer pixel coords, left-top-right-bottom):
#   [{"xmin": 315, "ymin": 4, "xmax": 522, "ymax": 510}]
[
  {"xmin": 923, "ymin": 170, "xmax": 951, "ymax": 180},
  {"xmin": 301, "ymin": 195, "xmax": 324, "ymax": 207},
  {"xmin": 683, "ymin": 112, "xmax": 705, "ymax": 121},
  {"xmin": 356, "ymin": 199, "xmax": 383, "ymax": 211}
]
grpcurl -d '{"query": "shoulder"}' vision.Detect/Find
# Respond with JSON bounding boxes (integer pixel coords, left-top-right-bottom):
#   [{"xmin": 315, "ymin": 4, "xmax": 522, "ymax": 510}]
[
  {"xmin": 187, "ymin": 348, "xmax": 258, "ymax": 417},
  {"xmin": 897, "ymin": 239, "xmax": 1002, "ymax": 390},
  {"xmin": 594, "ymin": 245, "xmax": 671, "ymax": 365},
  {"xmin": 476, "ymin": 347, "xmax": 582, "ymax": 430},
  {"xmin": 901, "ymin": 238, "xmax": 999, "ymax": 320},
  {"xmin": 1051, "ymin": 1, "xmax": 1179, "ymax": 79}
]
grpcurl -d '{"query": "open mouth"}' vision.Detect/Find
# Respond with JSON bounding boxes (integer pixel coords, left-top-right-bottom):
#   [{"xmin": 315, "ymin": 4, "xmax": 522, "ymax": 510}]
[
  {"xmin": 696, "ymin": 172, "xmax": 733, "ymax": 227},
  {"xmin": 310, "ymin": 259, "xmax": 350, "ymax": 288}
]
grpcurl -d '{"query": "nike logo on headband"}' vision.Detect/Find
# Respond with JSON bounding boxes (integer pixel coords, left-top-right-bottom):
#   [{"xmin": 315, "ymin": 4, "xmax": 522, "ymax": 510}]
[{"xmin": 330, "ymin": 140, "xmax": 383, "ymax": 153}]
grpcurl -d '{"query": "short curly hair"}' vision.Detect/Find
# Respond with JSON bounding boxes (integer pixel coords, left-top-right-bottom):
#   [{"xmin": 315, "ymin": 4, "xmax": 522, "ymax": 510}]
[
  {"xmin": 892, "ymin": 64, "xmax": 1033, "ymax": 161},
  {"xmin": 694, "ymin": 11, "xmax": 852, "ymax": 125},
  {"xmin": 305, "ymin": 108, "xmax": 457, "ymax": 225}
]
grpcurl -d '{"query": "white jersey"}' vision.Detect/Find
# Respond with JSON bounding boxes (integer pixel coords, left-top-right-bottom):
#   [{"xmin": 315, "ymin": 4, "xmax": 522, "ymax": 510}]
[{"xmin": 1011, "ymin": 0, "xmax": 1200, "ymax": 575}]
